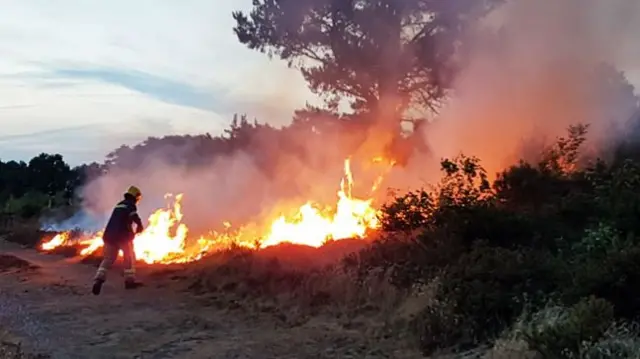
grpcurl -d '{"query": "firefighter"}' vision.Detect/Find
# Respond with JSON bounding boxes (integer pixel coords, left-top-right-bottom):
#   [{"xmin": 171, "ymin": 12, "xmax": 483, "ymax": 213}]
[{"xmin": 92, "ymin": 185, "xmax": 145, "ymax": 295}]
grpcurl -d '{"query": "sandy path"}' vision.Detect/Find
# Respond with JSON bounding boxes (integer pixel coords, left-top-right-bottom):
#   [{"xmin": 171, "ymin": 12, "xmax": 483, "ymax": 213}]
[{"xmin": 0, "ymin": 240, "xmax": 415, "ymax": 359}]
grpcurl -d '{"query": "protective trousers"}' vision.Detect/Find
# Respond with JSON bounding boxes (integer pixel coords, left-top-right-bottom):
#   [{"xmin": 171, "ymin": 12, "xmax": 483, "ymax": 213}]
[{"xmin": 94, "ymin": 241, "xmax": 136, "ymax": 282}]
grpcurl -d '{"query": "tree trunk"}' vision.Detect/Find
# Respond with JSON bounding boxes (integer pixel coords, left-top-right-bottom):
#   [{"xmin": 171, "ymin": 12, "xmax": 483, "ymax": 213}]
[
  {"xmin": 374, "ymin": 4, "xmax": 406, "ymax": 163},
  {"xmin": 376, "ymin": 2, "xmax": 403, "ymax": 133}
]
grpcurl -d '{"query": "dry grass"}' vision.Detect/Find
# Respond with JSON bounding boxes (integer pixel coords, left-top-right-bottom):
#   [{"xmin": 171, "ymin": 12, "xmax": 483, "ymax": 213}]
[
  {"xmin": 146, "ymin": 240, "xmax": 434, "ymax": 356},
  {"xmin": 179, "ymin": 242, "xmax": 400, "ymax": 310},
  {"xmin": 1, "ymin": 220, "xmax": 50, "ymax": 248}
]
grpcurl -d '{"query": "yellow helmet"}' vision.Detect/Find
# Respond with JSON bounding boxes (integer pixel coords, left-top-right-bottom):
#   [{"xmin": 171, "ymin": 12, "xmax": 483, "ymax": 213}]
[{"xmin": 126, "ymin": 185, "xmax": 142, "ymax": 198}]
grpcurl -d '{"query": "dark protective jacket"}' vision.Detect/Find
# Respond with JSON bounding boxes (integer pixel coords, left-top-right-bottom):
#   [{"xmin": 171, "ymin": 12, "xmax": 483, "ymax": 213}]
[{"xmin": 102, "ymin": 195, "xmax": 144, "ymax": 244}]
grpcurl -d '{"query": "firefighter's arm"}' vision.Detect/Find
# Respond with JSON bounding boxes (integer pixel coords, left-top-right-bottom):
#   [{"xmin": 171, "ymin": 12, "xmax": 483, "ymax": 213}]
[{"xmin": 130, "ymin": 210, "xmax": 144, "ymax": 233}]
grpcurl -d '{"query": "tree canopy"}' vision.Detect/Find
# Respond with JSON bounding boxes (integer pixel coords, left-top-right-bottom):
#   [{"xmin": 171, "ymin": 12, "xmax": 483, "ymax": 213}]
[
  {"xmin": 0, "ymin": 154, "xmax": 91, "ymax": 217},
  {"xmin": 233, "ymin": 0, "xmax": 498, "ymax": 128}
]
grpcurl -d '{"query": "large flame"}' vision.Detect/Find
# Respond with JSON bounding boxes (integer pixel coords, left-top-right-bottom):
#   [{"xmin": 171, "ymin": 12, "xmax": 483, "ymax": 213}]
[
  {"xmin": 39, "ymin": 158, "xmax": 388, "ymax": 264},
  {"xmin": 262, "ymin": 159, "xmax": 379, "ymax": 247}
]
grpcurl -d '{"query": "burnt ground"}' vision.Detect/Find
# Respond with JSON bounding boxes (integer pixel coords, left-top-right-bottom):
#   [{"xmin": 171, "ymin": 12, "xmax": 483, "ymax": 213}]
[{"xmin": 0, "ymin": 239, "xmax": 421, "ymax": 359}]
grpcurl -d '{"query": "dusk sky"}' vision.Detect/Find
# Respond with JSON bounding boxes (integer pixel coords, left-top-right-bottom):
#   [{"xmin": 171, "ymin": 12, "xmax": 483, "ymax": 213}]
[
  {"xmin": 0, "ymin": 0, "xmax": 315, "ymax": 165},
  {"xmin": 2, "ymin": 1, "xmax": 640, "ymax": 166}
]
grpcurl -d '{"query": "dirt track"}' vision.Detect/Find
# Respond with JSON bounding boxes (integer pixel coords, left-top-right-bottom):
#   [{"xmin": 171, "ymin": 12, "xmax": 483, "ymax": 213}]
[{"xmin": 0, "ymin": 240, "xmax": 418, "ymax": 359}]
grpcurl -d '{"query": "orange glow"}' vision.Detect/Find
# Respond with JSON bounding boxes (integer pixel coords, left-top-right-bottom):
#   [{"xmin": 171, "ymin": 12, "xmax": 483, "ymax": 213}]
[
  {"xmin": 262, "ymin": 159, "xmax": 379, "ymax": 247},
  {"xmin": 39, "ymin": 158, "xmax": 389, "ymax": 264}
]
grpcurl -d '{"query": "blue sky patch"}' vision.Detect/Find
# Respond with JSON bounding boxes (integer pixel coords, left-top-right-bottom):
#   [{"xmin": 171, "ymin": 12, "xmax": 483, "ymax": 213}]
[{"xmin": 52, "ymin": 67, "xmax": 222, "ymax": 111}]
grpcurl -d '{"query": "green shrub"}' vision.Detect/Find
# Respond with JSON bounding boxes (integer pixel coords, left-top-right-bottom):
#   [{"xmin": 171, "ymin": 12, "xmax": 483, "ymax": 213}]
[
  {"xmin": 4, "ymin": 191, "xmax": 49, "ymax": 218},
  {"xmin": 589, "ymin": 159, "xmax": 640, "ymax": 236},
  {"xmin": 343, "ymin": 233, "xmax": 430, "ymax": 288},
  {"xmin": 411, "ymin": 298, "xmax": 474, "ymax": 355},
  {"xmin": 568, "ymin": 244, "xmax": 640, "ymax": 319},
  {"xmin": 571, "ymin": 223, "xmax": 629, "ymax": 259},
  {"xmin": 409, "ymin": 245, "xmax": 566, "ymax": 355},
  {"xmin": 513, "ymin": 297, "xmax": 640, "ymax": 359},
  {"xmin": 580, "ymin": 323, "xmax": 640, "ymax": 359},
  {"xmin": 493, "ymin": 162, "xmax": 596, "ymax": 248},
  {"xmin": 380, "ymin": 189, "xmax": 433, "ymax": 233}
]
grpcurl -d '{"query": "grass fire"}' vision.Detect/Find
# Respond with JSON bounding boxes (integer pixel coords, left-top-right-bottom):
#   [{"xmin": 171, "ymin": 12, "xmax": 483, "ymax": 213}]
[
  {"xmin": 4, "ymin": 0, "xmax": 640, "ymax": 358},
  {"xmin": 39, "ymin": 158, "xmax": 385, "ymax": 264}
]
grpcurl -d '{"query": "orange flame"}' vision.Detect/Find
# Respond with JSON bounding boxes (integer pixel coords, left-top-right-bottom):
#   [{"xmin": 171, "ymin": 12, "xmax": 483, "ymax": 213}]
[
  {"xmin": 263, "ymin": 159, "xmax": 379, "ymax": 247},
  {"xmin": 39, "ymin": 158, "xmax": 389, "ymax": 264},
  {"xmin": 40, "ymin": 231, "xmax": 70, "ymax": 251}
]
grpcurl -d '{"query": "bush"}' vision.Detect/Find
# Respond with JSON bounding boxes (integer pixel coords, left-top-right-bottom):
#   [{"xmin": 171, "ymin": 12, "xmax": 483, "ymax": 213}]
[
  {"xmin": 305, "ymin": 124, "xmax": 640, "ymax": 354},
  {"xmin": 493, "ymin": 164, "xmax": 595, "ymax": 248},
  {"xmin": 1, "ymin": 220, "xmax": 46, "ymax": 247},
  {"xmin": 568, "ymin": 244, "xmax": 640, "ymax": 319},
  {"xmin": 412, "ymin": 297, "xmax": 472, "ymax": 355},
  {"xmin": 418, "ymin": 245, "xmax": 565, "ymax": 354},
  {"xmin": 520, "ymin": 297, "xmax": 614, "ymax": 356},
  {"xmin": 4, "ymin": 191, "xmax": 50, "ymax": 219},
  {"xmin": 510, "ymin": 297, "xmax": 640, "ymax": 359},
  {"xmin": 570, "ymin": 222, "xmax": 629, "ymax": 259},
  {"xmin": 589, "ymin": 159, "xmax": 640, "ymax": 236},
  {"xmin": 380, "ymin": 189, "xmax": 433, "ymax": 233}
]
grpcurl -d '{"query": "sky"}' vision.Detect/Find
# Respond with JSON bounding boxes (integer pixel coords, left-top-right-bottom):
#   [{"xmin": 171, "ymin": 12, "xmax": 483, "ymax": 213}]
[
  {"xmin": 0, "ymin": 0, "xmax": 315, "ymax": 165},
  {"xmin": 3, "ymin": 1, "xmax": 640, "ymax": 166}
]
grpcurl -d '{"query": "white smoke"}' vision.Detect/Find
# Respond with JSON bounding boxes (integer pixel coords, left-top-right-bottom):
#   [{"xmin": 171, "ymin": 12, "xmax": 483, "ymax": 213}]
[
  {"xmin": 48, "ymin": 0, "xmax": 640, "ymax": 234},
  {"xmin": 40, "ymin": 210, "xmax": 108, "ymax": 232},
  {"xmin": 417, "ymin": 0, "xmax": 640, "ymax": 177}
]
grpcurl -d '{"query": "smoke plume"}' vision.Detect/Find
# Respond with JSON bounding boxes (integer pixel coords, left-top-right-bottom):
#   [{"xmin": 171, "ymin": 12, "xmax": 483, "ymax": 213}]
[
  {"xmin": 66, "ymin": 0, "xmax": 640, "ymax": 235},
  {"xmin": 423, "ymin": 0, "xmax": 640, "ymax": 177},
  {"xmin": 76, "ymin": 128, "xmax": 374, "ymax": 237}
]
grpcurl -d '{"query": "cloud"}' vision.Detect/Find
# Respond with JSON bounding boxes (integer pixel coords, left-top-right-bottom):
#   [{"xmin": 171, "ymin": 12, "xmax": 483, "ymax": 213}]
[
  {"xmin": 0, "ymin": 0, "xmax": 316, "ymax": 163},
  {"xmin": 0, "ymin": 123, "xmax": 117, "ymax": 164},
  {"xmin": 0, "ymin": 79, "xmax": 230, "ymax": 164},
  {"xmin": 51, "ymin": 67, "xmax": 223, "ymax": 111},
  {"xmin": 0, "ymin": 119, "xmax": 187, "ymax": 166}
]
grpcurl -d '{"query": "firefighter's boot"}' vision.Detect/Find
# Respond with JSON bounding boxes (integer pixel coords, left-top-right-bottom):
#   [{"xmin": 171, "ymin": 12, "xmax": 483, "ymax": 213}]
[{"xmin": 92, "ymin": 278, "xmax": 105, "ymax": 295}]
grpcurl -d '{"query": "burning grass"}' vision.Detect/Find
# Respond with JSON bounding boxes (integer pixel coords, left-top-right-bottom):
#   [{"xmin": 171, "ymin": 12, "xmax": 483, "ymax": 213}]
[{"xmin": 38, "ymin": 158, "xmax": 387, "ymax": 265}]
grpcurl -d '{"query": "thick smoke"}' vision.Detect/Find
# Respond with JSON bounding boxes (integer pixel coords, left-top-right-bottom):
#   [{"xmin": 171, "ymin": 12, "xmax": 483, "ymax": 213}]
[
  {"xmin": 66, "ymin": 0, "xmax": 640, "ymax": 235},
  {"xmin": 40, "ymin": 210, "xmax": 108, "ymax": 232},
  {"xmin": 81, "ymin": 153, "xmax": 273, "ymax": 235},
  {"xmin": 77, "ymin": 127, "xmax": 373, "ymax": 237},
  {"xmin": 421, "ymin": 0, "xmax": 640, "ymax": 178}
]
